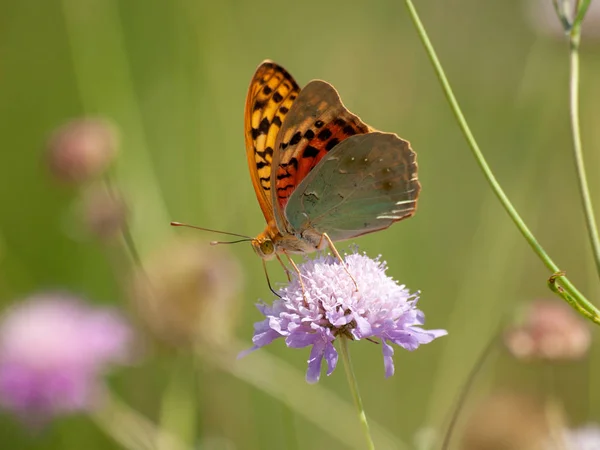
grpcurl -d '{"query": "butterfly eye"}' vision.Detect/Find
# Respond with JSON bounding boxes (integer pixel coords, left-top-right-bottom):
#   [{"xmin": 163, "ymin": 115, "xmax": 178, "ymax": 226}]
[{"xmin": 260, "ymin": 239, "xmax": 275, "ymax": 255}]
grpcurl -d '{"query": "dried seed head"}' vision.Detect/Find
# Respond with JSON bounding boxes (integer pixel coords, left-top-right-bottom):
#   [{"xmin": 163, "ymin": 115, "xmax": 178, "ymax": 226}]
[
  {"xmin": 130, "ymin": 239, "xmax": 243, "ymax": 348},
  {"xmin": 461, "ymin": 391, "xmax": 549, "ymax": 450}
]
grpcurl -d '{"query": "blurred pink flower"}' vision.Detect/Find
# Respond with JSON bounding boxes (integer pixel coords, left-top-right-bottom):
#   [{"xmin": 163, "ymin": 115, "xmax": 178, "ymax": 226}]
[
  {"xmin": 0, "ymin": 293, "xmax": 133, "ymax": 426},
  {"xmin": 46, "ymin": 118, "xmax": 119, "ymax": 184},
  {"xmin": 504, "ymin": 299, "xmax": 591, "ymax": 361}
]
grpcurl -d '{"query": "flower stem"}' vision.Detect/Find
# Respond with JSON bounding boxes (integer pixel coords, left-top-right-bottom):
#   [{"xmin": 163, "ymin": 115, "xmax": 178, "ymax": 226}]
[
  {"xmin": 103, "ymin": 174, "xmax": 143, "ymax": 268},
  {"xmin": 339, "ymin": 336, "xmax": 375, "ymax": 450},
  {"xmin": 197, "ymin": 341, "xmax": 402, "ymax": 450},
  {"xmin": 92, "ymin": 388, "xmax": 187, "ymax": 450},
  {"xmin": 567, "ymin": 5, "xmax": 600, "ymax": 280},
  {"xmin": 403, "ymin": 0, "xmax": 600, "ymax": 324}
]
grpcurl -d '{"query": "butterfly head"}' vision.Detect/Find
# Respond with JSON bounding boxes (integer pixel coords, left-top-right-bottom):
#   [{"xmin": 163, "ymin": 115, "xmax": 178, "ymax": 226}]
[{"xmin": 251, "ymin": 234, "xmax": 276, "ymax": 260}]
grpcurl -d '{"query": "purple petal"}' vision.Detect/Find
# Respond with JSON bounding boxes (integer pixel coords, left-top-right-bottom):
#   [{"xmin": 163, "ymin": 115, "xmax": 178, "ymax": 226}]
[
  {"xmin": 306, "ymin": 340, "xmax": 326, "ymax": 384},
  {"xmin": 387, "ymin": 327, "xmax": 448, "ymax": 351},
  {"xmin": 324, "ymin": 342, "xmax": 338, "ymax": 376},
  {"xmin": 237, "ymin": 346, "xmax": 259, "ymax": 359},
  {"xmin": 352, "ymin": 316, "xmax": 372, "ymax": 338},
  {"xmin": 382, "ymin": 341, "xmax": 395, "ymax": 377},
  {"xmin": 251, "ymin": 326, "xmax": 282, "ymax": 348},
  {"xmin": 326, "ymin": 310, "xmax": 352, "ymax": 328},
  {"xmin": 286, "ymin": 332, "xmax": 318, "ymax": 349}
]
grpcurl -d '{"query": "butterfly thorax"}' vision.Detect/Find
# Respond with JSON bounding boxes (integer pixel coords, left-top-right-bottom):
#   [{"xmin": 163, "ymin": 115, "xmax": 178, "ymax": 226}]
[{"xmin": 251, "ymin": 221, "xmax": 322, "ymax": 260}]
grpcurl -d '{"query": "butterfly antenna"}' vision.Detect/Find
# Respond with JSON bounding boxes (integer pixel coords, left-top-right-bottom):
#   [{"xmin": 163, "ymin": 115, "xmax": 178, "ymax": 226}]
[
  {"xmin": 263, "ymin": 259, "xmax": 281, "ymax": 298},
  {"xmin": 170, "ymin": 221, "xmax": 252, "ymax": 242},
  {"xmin": 210, "ymin": 239, "xmax": 252, "ymax": 245}
]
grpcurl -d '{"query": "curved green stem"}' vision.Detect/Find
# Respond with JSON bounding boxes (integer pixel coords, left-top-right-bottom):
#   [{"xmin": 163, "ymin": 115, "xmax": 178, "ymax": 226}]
[
  {"xmin": 403, "ymin": 0, "xmax": 600, "ymax": 324},
  {"xmin": 567, "ymin": 7, "xmax": 600, "ymax": 281},
  {"xmin": 339, "ymin": 336, "xmax": 375, "ymax": 450}
]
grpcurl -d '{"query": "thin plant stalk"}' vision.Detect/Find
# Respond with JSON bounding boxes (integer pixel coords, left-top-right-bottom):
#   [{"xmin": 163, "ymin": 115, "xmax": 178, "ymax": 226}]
[
  {"xmin": 565, "ymin": 1, "xmax": 600, "ymax": 280},
  {"xmin": 103, "ymin": 174, "xmax": 143, "ymax": 268},
  {"xmin": 403, "ymin": 0, "xmax": 600, "ymax": 324},
  {"xmin": 157, "ymin": 355, "xmax": 197, "ymax": 450},
  {"xmin": 92, "ymin": 388, "xmax": 187, "ymax": 450},
  {"xmin": 339, "ymin": 336, "xmax": 375, "ymax": 450},
  {"xmin": 440, "ymin": 328, "xmax": 501, "ymax": 449},
  {"xmin": 196, "ymin": 341, "xmax": 402, "ymax": 450}
]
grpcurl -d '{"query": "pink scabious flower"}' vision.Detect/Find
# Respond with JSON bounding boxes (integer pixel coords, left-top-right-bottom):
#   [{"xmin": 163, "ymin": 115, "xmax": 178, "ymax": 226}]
[
  {"xmin": 242, "ymin": 252, "xmax": 447, "ymax": 383},
  {"xmin": 0, "ymin": 293, "xmax": 132, "ymax": 425}
]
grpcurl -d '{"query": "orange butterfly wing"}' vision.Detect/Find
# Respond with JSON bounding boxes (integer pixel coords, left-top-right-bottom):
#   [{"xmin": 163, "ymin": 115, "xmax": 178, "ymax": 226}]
[{"xmin": 244, "ymin": 61, "xmax": 300, "ymax": 224}]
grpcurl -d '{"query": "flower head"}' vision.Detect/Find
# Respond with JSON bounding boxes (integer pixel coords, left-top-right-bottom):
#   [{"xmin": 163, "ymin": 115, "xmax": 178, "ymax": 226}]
[
  {"xmin": 0, "ymin": 293, "xmax": 133, "ymax": 425},
  {"xmin": 504, "ymin": 299, "xmax": 591, "ymax": 361},
  {"xmin": 80, "ymin": 186, "xmax": 128, "ymax": 242},
  {"xmin": 461, "ymin": 391, "xmax": 549, "ymax": 450},
  {"xmin": 130, "ymin": 239, "xmax": 243, "ymax": 347},
  {"xmin": 46, "ymin": 118, "xmax": 119, "ymax": 184},
  {"xmin": 242, "ymin": 252, "xmax": 447, "ymax": 383}
]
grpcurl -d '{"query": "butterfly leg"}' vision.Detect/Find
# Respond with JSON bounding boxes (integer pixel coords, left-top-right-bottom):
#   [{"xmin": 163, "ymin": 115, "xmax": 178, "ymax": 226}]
[
  {"xmin": 262, "ymin": 259, "xmax": 281, "ymax": 298},
  {"xmin": 276, "ymin": 253, "xmax": 293, "ymax": 282},
  {"xmin": 284, "ymin": 252, "xmax": 308, "ymax": 305},
  {"xmin": 319, "ymin": 232, "xmax": 359, "ymax": 292}
]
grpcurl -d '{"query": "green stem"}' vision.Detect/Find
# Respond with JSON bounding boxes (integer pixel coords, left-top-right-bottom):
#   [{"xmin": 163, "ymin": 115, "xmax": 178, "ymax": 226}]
[
  {"xmin": 103, "ymin": 174, "xmax": 143, "ymax": 268},
  {"xmin": 574, "ymin": 0, "xmax": 592, "ymax": 28},
  {"xmin": 339, "ymin": 336, "xmax": 375, "ymax": 450},
  {"xmin": 440, "ymin": 329, "xmax": 500, "ymax": 449},
  {"xmin": 403, "ymin": 0, "xmax": 600, "ymax": 324},
  {"xmin": 157, "ymin": 355, "xmax": 197, "ymax": 450},
  {"xmin": 551, "ymin": 0, "xmax": 572, "ymax": 31},
  {"xmin": 197, "ymin": 341, "xmax": 402, "ymax": 450},
  {"xmin": 92, "ymin": 388, "xmax": 187, "ymax": 450},
  {"xmin": 281, "ymin": 402, "xmax": 299, "ymax": 450},
  {"xmin": 567, "ymin": 11, "xmax": 600, "ymax": 281}
]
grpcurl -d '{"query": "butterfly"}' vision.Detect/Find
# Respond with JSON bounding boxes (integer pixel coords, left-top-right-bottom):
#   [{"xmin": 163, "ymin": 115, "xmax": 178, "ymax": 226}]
[{"xmin": 246, "ymin": 60, "xmax": 420, "ymax": 269}]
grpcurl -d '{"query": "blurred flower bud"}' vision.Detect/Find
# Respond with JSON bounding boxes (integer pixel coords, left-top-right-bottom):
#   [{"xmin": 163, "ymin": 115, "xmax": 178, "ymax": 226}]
[
  {"xmin": 130, "ymin": 239, "xmax": 243, "ymax": 348},
  {"xmin": 0, "ymin": 293, "xmax": 134, "ymax": 427},
  {"xmin": 46, "ymin": 118, "xmax": 119, "ymax": 184},
  {"xmin": 81, "ymin": 186, "xmax": 128, "ymax": 242},
  {"xmin": 461, "ymin": 391, "xmax": 549, "ymax": 450},
  {"xmin": 504, "ymin": 299, "xmax": 591, "ymax": 361}
]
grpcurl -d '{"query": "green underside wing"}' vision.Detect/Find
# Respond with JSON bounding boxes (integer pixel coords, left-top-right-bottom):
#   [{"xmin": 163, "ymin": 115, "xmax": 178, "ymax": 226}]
[{"xmin": 284, "ymin": 132, "xmax": 420, "ymax": 242}]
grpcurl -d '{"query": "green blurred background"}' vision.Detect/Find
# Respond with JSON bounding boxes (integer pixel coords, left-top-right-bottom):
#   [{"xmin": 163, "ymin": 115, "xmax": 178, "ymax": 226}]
[{"xmin": 1, "ymin": 0, "xmax": 600, "ymax": 448}]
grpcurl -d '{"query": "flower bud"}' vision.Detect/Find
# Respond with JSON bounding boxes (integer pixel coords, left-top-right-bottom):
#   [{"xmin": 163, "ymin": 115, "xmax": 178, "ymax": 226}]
[
  {"xmin": 46, "ymin": 118, "xmax": 118, "ymax": 184},
  {"xmin": 81, "ymin": 186, "xmax": 128, "ymax": 242}
]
